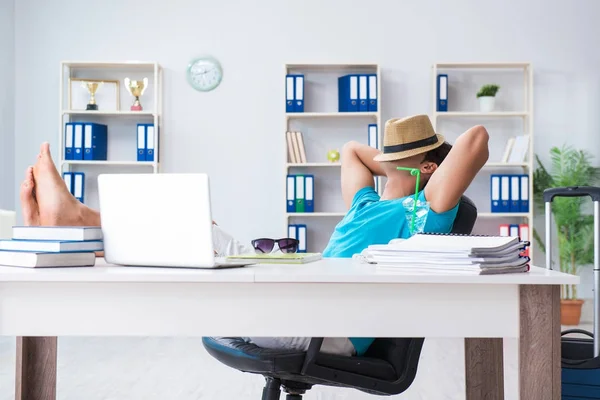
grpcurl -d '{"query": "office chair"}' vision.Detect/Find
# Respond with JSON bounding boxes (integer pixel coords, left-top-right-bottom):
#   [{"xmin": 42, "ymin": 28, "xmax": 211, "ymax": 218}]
[{"xmin": 203, "ymin": 195, "xmax": 478, "ymax": 399}]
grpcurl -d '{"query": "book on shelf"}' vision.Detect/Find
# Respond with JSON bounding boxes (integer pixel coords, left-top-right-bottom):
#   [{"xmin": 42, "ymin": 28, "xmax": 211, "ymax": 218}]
[
  {"xmin": 286, "ymin": 131, "xmax": 307, "ymax": 163},
  {"xmin": 501, "ymin": 135, "xmax": 529, "ymax": 163},
  {"xmin": 338, "ymin": 74, "xmax": 377, "ymax": 112}
]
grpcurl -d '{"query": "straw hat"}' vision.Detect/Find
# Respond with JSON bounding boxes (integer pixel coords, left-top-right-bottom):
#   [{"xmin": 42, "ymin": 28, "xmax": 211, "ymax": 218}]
[{"xmin": 373, "ymin": 115, "xmax": 445, "ymax": 162}]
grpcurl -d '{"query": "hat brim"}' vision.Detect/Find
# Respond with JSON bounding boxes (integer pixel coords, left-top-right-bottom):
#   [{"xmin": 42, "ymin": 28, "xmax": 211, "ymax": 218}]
[{"xmin": 373, "ymin": 134, "xmax": 445, "ymax": 162}]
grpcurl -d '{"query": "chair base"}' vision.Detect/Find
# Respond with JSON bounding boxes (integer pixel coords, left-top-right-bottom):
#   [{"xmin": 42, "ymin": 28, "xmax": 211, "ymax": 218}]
[
  {"xmin": 262, "ymin": 378, "xmax": 282, "ymax": 400},
  {"xmin": 262, "ymin": 378, "xmax": 308, "ymax": 400}
]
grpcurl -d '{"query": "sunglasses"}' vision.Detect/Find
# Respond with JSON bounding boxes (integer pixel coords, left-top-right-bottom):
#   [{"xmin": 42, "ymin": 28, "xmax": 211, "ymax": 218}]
[{"xmin": 251, "ymin": 238, "xmax": 299, "ymax": 254}]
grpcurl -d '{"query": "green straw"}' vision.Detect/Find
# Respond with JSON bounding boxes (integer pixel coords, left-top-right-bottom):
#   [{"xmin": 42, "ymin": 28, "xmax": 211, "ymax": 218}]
[{"xmin": 396, "ymin": 167, "xmax": 421, "ymax": 234}]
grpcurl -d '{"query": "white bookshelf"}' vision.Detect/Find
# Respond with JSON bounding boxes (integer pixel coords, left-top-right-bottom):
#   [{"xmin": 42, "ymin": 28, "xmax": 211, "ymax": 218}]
[
  {"xmin": 285, "ymin": 63, "xmax": 381, "ymax": 252},
  {"xmin": 432, "ymin": 62, "xmax": 534, "ymax": 260},
  {"xmin": 59, "ymin": 61, "xmax": 162, "ymax": 209}
]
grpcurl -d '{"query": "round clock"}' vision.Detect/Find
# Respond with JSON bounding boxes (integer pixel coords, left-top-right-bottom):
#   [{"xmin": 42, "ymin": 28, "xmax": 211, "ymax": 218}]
[{"xmin": 186, "ymin": 57, "xmax": 223, "ymax": 92}]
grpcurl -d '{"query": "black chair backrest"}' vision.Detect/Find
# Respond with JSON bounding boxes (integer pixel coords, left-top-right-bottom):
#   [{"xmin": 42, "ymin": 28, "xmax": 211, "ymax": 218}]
[
  {"xmin": 450, "ymin": 195, "xmax": 478, "ymax": 234},
  {"xmin": 363, "ymin": 195, "xmax": 478, "ymax": 392}
]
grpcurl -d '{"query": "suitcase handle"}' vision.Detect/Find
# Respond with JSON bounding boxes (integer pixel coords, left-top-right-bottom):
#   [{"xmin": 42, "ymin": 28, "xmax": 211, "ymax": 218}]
[
  {"xmin": 562, "ymin": 329, "xmax": 594, "ymax": 338},
  {"xmin": 545, "ymin": 186, "xmax": 600, "ymax": 357},
  {"xmin": 543, "ymin": 186, "xmax": 600, "ymax": 202}
]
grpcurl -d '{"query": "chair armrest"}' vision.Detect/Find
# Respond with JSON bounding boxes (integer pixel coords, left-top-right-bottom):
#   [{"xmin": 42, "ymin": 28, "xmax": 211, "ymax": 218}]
[{"xmin": 300, "ymin": 338, "xmax": 324, "ymax": 374}]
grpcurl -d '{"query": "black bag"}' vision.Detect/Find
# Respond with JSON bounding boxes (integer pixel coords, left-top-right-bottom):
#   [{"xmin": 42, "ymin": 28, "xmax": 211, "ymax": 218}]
[{"xmin": 545, "ymin": 187, "xmax": 600, "ymax": 399}]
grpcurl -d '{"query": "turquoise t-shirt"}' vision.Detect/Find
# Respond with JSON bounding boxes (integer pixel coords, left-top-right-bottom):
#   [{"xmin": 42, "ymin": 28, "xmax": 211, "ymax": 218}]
[{"xmin": 322, "ymin": 186, "xmax": 460, "ymax": 355}]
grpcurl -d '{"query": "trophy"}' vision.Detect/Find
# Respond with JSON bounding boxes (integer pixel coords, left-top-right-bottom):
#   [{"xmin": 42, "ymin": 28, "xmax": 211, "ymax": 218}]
[
  {"xmin": 81, "ymin": 81, "xmax": 103, "ymax": 111},
  {"xmin": 125, "ymin": 77, "xmax": 148, "ymax": 111}
]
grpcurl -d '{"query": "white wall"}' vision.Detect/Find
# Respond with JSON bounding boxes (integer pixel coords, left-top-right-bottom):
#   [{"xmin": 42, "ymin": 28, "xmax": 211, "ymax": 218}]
[
  {"xmin": 10, "ymin": 0, "xmax": 600, "ymax": 398},
  {"xmin": 0, "ymin": 0, "xmax": 14, "ymax": 211}
]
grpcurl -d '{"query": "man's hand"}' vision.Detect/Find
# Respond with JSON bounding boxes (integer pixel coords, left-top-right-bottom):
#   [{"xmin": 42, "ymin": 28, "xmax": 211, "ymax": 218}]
[
  {"xmin": 424, "ymin": 125, "xmax": 489, "ymax": 213},
  {"xmin": 341, "ymin": 141, "xmax": 385, "ymax": 209}
]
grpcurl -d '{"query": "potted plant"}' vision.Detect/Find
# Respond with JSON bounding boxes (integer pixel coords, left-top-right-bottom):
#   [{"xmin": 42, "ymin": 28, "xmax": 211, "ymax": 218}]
[
  {"xmin": 476, "ymin": 84, "xmax": 500, "ymax": 112},
  {"xmin": 533, "ymin": 145, "xmax": 600, "ymax": 325}
]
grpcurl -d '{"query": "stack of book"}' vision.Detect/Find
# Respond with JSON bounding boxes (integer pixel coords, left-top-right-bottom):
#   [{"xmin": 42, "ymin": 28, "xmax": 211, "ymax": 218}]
[
  {"xmin": 0, "ymin": 226, "xmax": 103, "ymax": 268},
  {"xmin": 358, "ymin": 233, "xmax": 530, "ymax": 275}
]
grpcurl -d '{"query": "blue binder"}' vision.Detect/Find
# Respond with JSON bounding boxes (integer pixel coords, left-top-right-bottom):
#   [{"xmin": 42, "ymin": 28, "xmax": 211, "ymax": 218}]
[
  {"xmin": 437, "ymin": 74, "xmax": 448, "ymax": 112},
  {"xmin": 286, "ymin": 75, "xmax": 295, "ymax": 113},
  {"xmin": 338, "ymin": 75, "xmax": 358, "ymax": 112},
  {"xmin": 368, "ymin": 124, "xmax": 378, "ymax": 149},
  {"xmin": 64, "ymin": 123, "xmax": 74, "ymax": 160},
  {"xmin": 500, "ymin": 175, "xmax": 510, "ymax": 212},
  {"xmin": 358, "ymin": 75, "xmax": 368, "ymax": 112},
  {"xmin": 73, "ymin": 172, "xmax": 85, "ymax": 203},
  {"xmin": 294, "ymin": 75, "xmax": 304, "ymax": 112},
  {"xmin": 520, "ymin": 174, "xmax": 529, "ymax": 212},
  {"xmin": 286, "ymin": 175, "xmax": 296, "ymax": 212},
  {"xmin": 145, "ymin": 125, "xmax": 157, "ymax": 162},
  {"xmin": 83, "ymin": 123, "xmax": 108, "ymax": 161},
  {"xmin": 490, "ymin": 175, "xmax": 501, "ymax": 212},
  {"xmin": 287, "ymin": 224, "xmax": 298, "ymax": 240},
  {"xmin": 509, "ymin": 175, "xmax": 520, "ymax": 212},
  {"xmin": 137, "ymin": 124, "xmax": 147, "ymax": 162},
  {"xmin": 305, "ymin": 175, "xmax": 314, "ymax": 212},
  {"xmin": 73, "ymin": 123, "xmax": 84, "ymax": 160},
  {"xmin": 367, "ymin": 74, "xmax": 378, "ymax": 112},
  {"xmin": 297, "ymin": 224, "xmax": 307, "ymax": 253},
  {"xmin": 62, "ymin": 172, "xmax": 73, "ymax": 195}
]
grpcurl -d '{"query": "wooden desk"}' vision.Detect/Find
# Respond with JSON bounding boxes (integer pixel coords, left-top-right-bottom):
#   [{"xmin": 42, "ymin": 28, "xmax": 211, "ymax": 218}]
[{"xmin": 2, "ymin": 258, "xmax": 577, "ymax": 400}]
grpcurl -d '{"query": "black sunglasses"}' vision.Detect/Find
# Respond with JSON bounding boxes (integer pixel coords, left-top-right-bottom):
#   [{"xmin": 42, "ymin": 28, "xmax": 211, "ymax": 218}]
[{"xmin": 251, "ymin": 238, "xmax": 299, "ymax": 254}]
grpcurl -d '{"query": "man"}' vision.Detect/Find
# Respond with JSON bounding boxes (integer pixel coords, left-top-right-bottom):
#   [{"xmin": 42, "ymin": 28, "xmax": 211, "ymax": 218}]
[{"xmin": 20, "ymin": 114, "xmax": 489, "ymax": 357}]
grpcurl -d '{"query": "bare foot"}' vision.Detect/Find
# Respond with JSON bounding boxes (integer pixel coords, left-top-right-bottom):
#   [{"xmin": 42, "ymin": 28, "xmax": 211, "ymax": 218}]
[
  {"xmin": 19, "ymin": 166, "xmax": 40, "ymax": 226},
  {"xmin": 32, "ymin": 142, "xmax": 101, "ymax": 227}
]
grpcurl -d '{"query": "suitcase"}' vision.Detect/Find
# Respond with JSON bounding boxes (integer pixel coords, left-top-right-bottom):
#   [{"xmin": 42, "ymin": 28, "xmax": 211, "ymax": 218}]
[{"xmin": 544, "ymin": 187, "xmax": 600, "ymax": 399}]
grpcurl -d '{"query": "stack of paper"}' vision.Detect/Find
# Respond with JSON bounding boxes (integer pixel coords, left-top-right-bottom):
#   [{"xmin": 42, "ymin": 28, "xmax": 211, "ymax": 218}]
[
  {"xmin": 360, "ymin": 234, "xmax": 530, "ymax": 275},
  {"xmin": 0, "ymin": 226, "xmax": 102, "ymax": 268}
]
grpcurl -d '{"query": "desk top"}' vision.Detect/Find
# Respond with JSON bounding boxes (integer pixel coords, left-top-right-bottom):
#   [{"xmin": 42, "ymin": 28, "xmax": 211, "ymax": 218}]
[{"xmin": 0, "ymin": 258, "xmax": 579, "ymax": 285}]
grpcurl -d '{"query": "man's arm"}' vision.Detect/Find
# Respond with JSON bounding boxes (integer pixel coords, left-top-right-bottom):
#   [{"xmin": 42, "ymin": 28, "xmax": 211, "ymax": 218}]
[
  {"xmin": 424, "ymin": 125, "xmax": 489, "ymax": 213},
  {"xmin": 341, "ymin": 141, "xmax": 385, "ymax": 209}
]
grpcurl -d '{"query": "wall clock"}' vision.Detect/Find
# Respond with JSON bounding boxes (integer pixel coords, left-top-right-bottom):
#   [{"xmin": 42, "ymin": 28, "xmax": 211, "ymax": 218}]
[{"xmin": 187, "ymin": 56, "xmax": 223, "ymax": 92}]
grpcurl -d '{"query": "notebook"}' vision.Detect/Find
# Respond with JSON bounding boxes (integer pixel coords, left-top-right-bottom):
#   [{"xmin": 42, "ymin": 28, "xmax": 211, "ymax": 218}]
[
  {"xmin": 12, "ymin": 226, "xmax": 103, "ymax": 242},
  {"xmin": 0, "ymin": 239, "xmax": 104, "ymax": 253},
  {"xmin": 359, "ymin": 233, "xmax": 530, "ymax": 275},
  {"xmin": 380, "ymin": 233, "xmax": 523, "ymax": 255},
  {"xmin": 226, "ymin": 252, "xmax": 322, "ymax": 264},
  {"xmin": 0, "ymin": 251, "xmax": 96, "ymax": 268}
]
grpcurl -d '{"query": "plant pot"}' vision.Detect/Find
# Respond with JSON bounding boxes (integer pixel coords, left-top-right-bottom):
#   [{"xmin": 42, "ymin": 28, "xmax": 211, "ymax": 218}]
[
  {"xmin": 478, "ymin": 96, "xmax": 496, "ymax": 112},
  {"xmin": 561, "ymin": 299, "xmax": 584, "ymax": 326}
]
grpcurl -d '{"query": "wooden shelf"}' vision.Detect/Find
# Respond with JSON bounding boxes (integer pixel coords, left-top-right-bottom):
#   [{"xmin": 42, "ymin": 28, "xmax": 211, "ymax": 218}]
[
  {"xmin": 287, "ymin": 212, "xmax": 346, "ymax": 217},
  {"xmin": 484, "ymin": 162, "xmax": 529, "ymax": 168},
  {"xmin": 286, "ymin": 112, "xmax": 378, "ymax": 119},
  {"xmin": 286, "ymin": 63, "xmax": 378, "ymax": 71},
  {"xmin": 435, "ymin": 62, "xmax": 530, "ymax": 69},
  {"xmin": 62, "ymin": 110, "xmax": 155, "ymax": 116},
  {"xmin": 62, "ymin": 61, "xmax": 160, "ymax": 69},
  {"xmin": 477, "ymin": 212, "xmax": 530, "ymax": 218},
  {"xmin": 61, "ymin": 160, "xmax": 155, "ymax": 166},
  {"xmin": 287, "ymin": 162, "xmax": 341, "ymax": 167},
  {"xmin": 435, "ymin": 111, "xmax": 528, "ymax": 118}
]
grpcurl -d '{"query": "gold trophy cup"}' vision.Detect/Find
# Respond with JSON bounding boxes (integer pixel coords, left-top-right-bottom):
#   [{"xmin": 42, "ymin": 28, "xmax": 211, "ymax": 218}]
[
  {"xmin": 125, "ymin": 77, "xmax": 148, "ymax": 111},
  {"xmin": 81, "ymin": 81, "xmax": 103, "ymax": 111}
]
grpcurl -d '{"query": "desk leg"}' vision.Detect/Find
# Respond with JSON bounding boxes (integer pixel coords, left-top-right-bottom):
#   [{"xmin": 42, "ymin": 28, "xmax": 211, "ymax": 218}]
[
  {"xmin": 519, "ymin": 285, "xmax": 561, "ymax": 400},
  {"xmin": 15, "ymin": 337, "xmax": 57, "ymax": 400},
  {"xmin": 465, "ymin": 338, "xmax": 504, "ymax": 399}
]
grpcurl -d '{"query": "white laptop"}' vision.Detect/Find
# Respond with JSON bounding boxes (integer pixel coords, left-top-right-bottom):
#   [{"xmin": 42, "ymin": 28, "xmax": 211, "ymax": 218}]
[{"xmin": 97, "ymin": 173, "xmax": 254, "ymax": 269}]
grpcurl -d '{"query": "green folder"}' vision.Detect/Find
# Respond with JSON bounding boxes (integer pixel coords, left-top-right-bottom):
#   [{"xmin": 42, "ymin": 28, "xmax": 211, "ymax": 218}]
[
  {"xmin": 226, "ymin": 252, "xmax": 322, "ymax": 264},
  {"xmin": 295, "ymin": 174, "xmax": 305, "ymax": 213}
]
